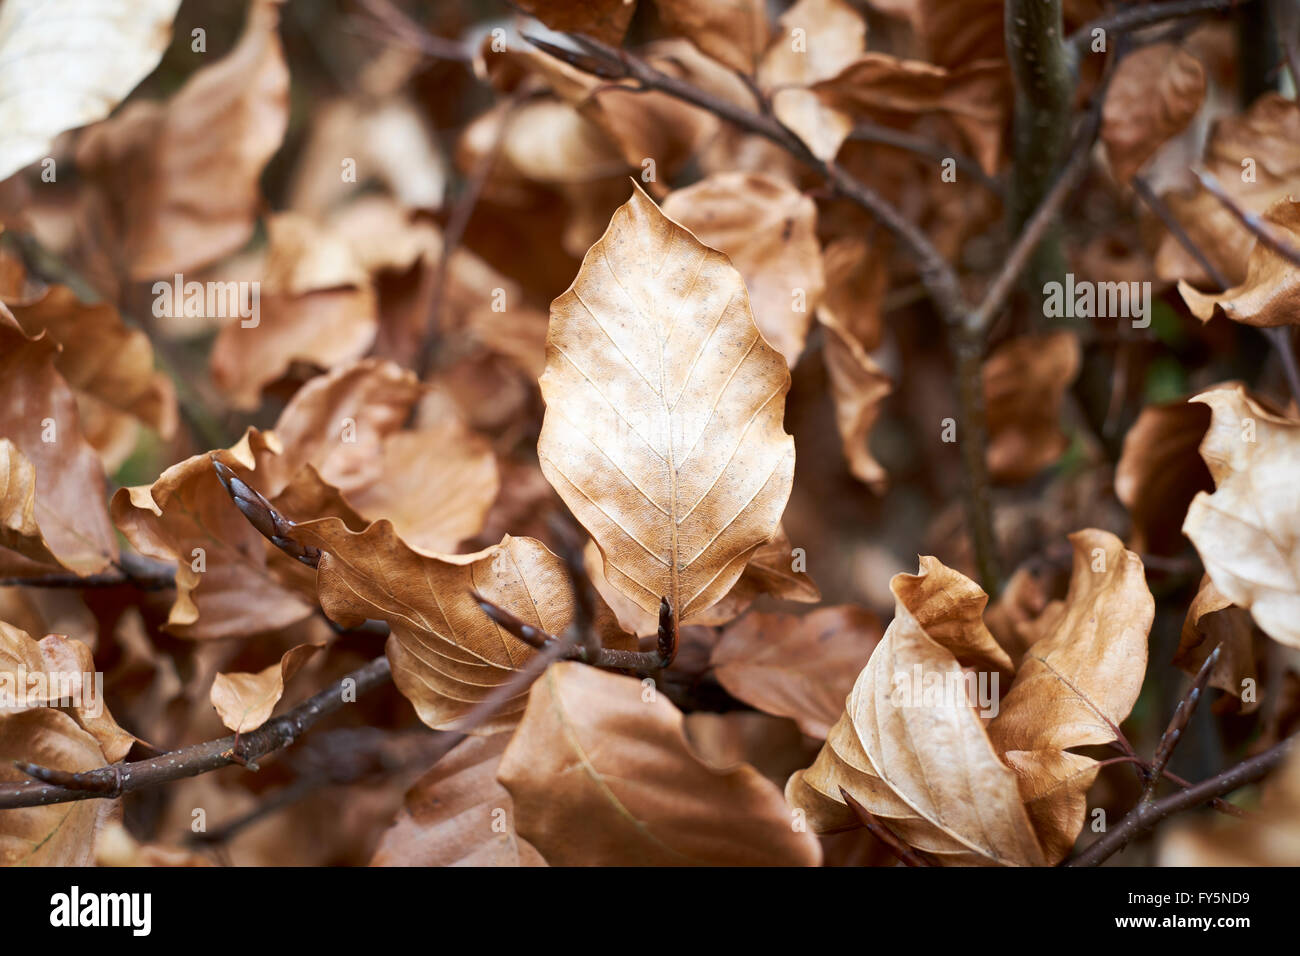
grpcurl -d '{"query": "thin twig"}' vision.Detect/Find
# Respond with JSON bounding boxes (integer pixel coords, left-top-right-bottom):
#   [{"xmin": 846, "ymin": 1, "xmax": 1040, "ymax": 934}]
[
  {"xmin": 0, "ymin": 552, "xmax": 176, "ymax": 590},
  {"xmin": 0, "ymin": 655, "xmax": 393, "ymax": 810},
  {"xmin": 1066, "ymin": 734, "xmax": 1294, "ymax": 866},
  {"xmin": 1142, "ymin": 644, "xmax": 1222, "ymax": 805},
  {"xmin": 1069, "ymin": 0, "xmax": 1256, "ymax": 55}
]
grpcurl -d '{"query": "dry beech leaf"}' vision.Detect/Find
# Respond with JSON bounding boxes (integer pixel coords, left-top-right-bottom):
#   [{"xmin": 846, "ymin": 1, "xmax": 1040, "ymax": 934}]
[
  {"xmin": 497, "ymin": 662, "xmax": 822, "ymax": 865},
  {"xmin": 810, "ymin": 56, "xmax": 1007, "ymax": 174},
  {"xmin": 0, "ymin": 307, "xmax": 117, "ymax": 577},
  {"xmin": 820, "ymin": 314, "xmax": 893, "ymax": 492},
  {"xmin": 1178, "ymin": 198, "xmax": 1300, "ymax": 327},
  {"xmin": 298, "ymin": 522, "xmax": 573, "ymax": 733},
  {"xmin": 210, "ymin": 642, "xmax": 324, "ymax": 734},
  {"xmin": 538, "ymin": 184, "xmax": 795, "ymax": 628},
  {"xmin": 758, "ymin": 0, "xmax": 867, "ymax": 160},
  {"xmin": 1155, "ymin": 94, "xmax": 1300, "ymax": 286},
  {"xmin": 111, "ymin": 431, "xmax": 314, "ymax": 640},
  {"xmin": 986, "ymin": 530, "xmax": 1154, "ymax": 862},
  {"xmin": 817, "ymin": 235, "xmax": 888, "ymax": 352},
  {"xmin": 0, "ymin": 0, "xmax": 181, "ymax": 181},
  {"xmin": 0, "ymin": 622, "xmax": 134, "ymax": 761},
  {"xmin": 75, "ymin": 0, "xmax": 290, "ymax": 280},
  {"xmin": 711, "ymin": 605, "xmax": 883, "ymax": 739},
  {"xmin": 984, "ymin": 331, "xmax": 1081, "ymax": 483},
  {"xmin": 341, "ymin": 421, "xmax": 499, "ymax": 555},
  {"xmin": 1176, "ymin": 575, "xmax": 1257, "ymax": 712},
  {"xmin": 5, "ymin": 284, "xmax": 176, "ymax": 437},
  {"xmin": 1101, "ymin": 44, "xmax": 1206, "ymax": 183},
  {"xmin": 0, "ymin": 708, "xmax": 113, "ymax": 866},
  {"xmin": 691, "ymin": 523, "xmax": 821, "ymax": 627},
  {"xmin": 211, "ymin": 212, "xmax": 378, "ymax": 410},
  {"xmin": 662, "ymin": 172, "xmax": 825, "ymax": 365},
  {"xmin": 1114, "ymin": 397, "xmax": 1213, "ymax": 555},
  {"xmin": 1183, "ymin": 385, "xmax": 1300, "ymax": 648},
  {"xmin": 512, "ymin": 0, "xmax": 637, "ymax": 46},
  {"xmin": 1159, "ymin": 745, "xmax": 1300, "ymax": 865},
  {"xmin": 656, "ymin": 0, "xmax": 770, "ymax": 76},
  {"xmin": 787, "ymin": 557, "xmax": 1041, "ymax": 866},
  {"xmin": 371, "ymin": 734, "xmax": 545, "ymax": 867},
  {"xmin": 246, "ymin": 358, "xmax": 496, "ymax": 555}
]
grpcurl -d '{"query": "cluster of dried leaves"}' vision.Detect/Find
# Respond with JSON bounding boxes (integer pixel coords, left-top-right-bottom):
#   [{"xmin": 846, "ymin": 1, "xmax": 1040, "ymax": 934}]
[{"xmin": 1, "ymin": 0, "xmax": 1300, "ymax": 868}]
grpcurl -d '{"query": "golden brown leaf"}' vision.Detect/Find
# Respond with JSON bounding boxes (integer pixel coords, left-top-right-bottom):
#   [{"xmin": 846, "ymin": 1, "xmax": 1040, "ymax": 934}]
[
  {"xmin": 5, "ymin": 284, "xmax": 176, "ymax": 437},
  {"xmin": 111, "ymin": 432, "xmax": 314, "ymax": 639},
  {"xmin": 210, "ymin": 212, "xmax": 378, "ymax": 410},
  {"xmin": 657, "ymin": 0, "xmax": 770, "ymax": 75},
  {"xmin": 1182, "ymin": 384, "xmax": 1300, "ymax": 647},
  {"xmin": 662, "ymin": 172, "xmax": 825, "ymax": 365},
  {"xmin": 538, "ymin": 184, "xmax": 795, "ymax": 628},
  {"xmin": 512, "ymin": 0, "xmax": 636, "ymax": 46},
  {"xmin": 497, "ymin": 662, "xmax": 822, "ymax": 865},
  {"xmin": 1114, "ymin": 396, "xmax": 1214, "ymax": 555},
  {"xmin": 821, "ymin": 314, "xmax": 893, "ymax": 492},
  {"xmin": 1176, "ymin": 575, "xmax": 1258, "ymax": 712},
  {"xmin": 984, "ymin": 331, "xmax": 1081, "ymax": 483},
  {"xmin": 0, "ymin": 708, "xmax": 114, "ymax": 865},
  {"xmin": 987, "ymin": 530, "xmax": 1154, "ymax": 862},
  {"xmin": 711, "ymin": 605, "xmax": 883, "ymax": 738},
  {"xmin": 1101, "ymin": 44, "xmax": 1206, "ymax": 183},
  {"xmin": 787, "ymin": 558, "xmax": 1042, "ymax": 865},
  {"xmin": 209, "ymin": 641, "xmax": 325, "ymax": 734},
  {"xmin": 0, "ymin": 307, "xmax": 116, "ymax": 577},
  {"xmin": 1178, "ymin": 198, "xmax": 1300, "ymax": 327},
  {"xmin": 299, "ymin": 521, "xmax": 573, "ymax": 733},
  {"xmin": 757, "ymin": 0, "xmax": 867, "ymax": 160},
  {"xmin": 371, "ymin": 734, "xmax": 545, "ymax": 867},
  {"xmin": 75, "ymin": 0, "xmax": 289, "ymax": 280}
]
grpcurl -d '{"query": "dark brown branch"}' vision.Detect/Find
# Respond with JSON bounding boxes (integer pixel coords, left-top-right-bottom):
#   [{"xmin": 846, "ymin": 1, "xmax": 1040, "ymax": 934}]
[
  {"xmin": 839, "ymin": 786, "xmax": 933, "ymax": 866},
  {"xmin": 0, "ymin": 655, "xmax": 393, "ymax": 810},
  {"xmin": 1069, "ymin": 0, "xmax": 1256, "ymax": 55},
  {"xmin": 1142, "ymin": 644, "xmax": 1221, "ymax": 805},
  {"xmin": 474, "ymin": 591, "xmax": 672, "ymax": 671},
  {"xmin": 0, "ymin": 552, "xmax": 176, "ymax": 591},
  {"xmin": 1066, "ymin": 734, "xmax": 1294, "ymax": 866}
]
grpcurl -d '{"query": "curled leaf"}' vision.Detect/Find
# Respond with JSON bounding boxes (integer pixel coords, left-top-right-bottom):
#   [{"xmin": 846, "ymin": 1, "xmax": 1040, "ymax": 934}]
[{"xmin": 210, "ymin": 642, "xmax": 325, "ymax": 733}]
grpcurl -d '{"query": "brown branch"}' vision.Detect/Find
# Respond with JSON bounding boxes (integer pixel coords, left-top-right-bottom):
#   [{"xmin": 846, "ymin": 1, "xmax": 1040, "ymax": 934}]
[
  {"xmin": 1066, "ymin": 734, "xmax": 1294, "ymax": 866},
  {"xmin": 839, "ymin": 786, "xmax": 933, "ymax": 866},
  {"xmin": 1069, "ymin": 0, "xmax": 1256, "ymax": 55},
  {"xmin": 0, "ymin": 552, "xmax": 176, "ymax": 591},
  {"xmin": 0, "ymin": 655, "xmax": 393, "ymax": 810}
]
